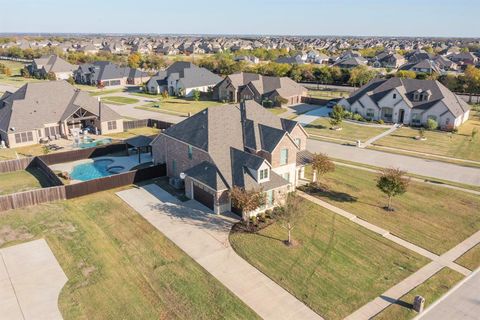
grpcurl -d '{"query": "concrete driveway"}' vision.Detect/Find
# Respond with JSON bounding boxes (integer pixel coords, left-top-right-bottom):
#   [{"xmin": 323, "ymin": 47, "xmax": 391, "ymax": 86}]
[
  {"xmin": 295, "ymin": 107, "xmax": 331, "ymax": 125},
  {"xmin": 307, "ymin": 139, "xmax": 480, "ymax": 186},
  {"xmin": 0, "ymin": 239, "xmax": 68, "ymax": 320},
  {"xmin": 116, "ymin": 184, "xmax": 322, "ymax": 320}
]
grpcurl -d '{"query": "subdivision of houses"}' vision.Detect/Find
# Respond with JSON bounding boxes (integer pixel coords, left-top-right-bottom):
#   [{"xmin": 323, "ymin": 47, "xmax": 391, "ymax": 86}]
[
  {"xmin": 372, "ymin": 51, "xmax": 405, "ymax": 68},
  {"xmin": 150, "ymin": 100, "xmax": 311, "ymax": 215},
  {"xmin": 74, "ymin": 61, "xmax": 148, "ymax": 87},
  {"xmin": 0, "ymin": 81, "xmax": 123, "ymax": 148},
  {"xmin": 29, "ymin": 55, "xmax": 76, "ymax": 80},
  {"xmin": 145, "ymin": 61, "xmax": 222, "ymax": 97},
  {"xmin": 338, "ymin": 78, "xmax": 470, "ymax": 130},
  {"xmin": 213, "ymin": 72, "xmax": 307, "ymax": 106}
]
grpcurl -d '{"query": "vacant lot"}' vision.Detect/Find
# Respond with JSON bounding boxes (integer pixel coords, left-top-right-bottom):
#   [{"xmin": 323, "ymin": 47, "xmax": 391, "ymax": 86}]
[
  {"xmin": 137, "ymin": 97, "xmax": 225, "ymax": 116},
  {"xmin": 0, "ymin": 168, "xmax": 52, "ymax": 195},
  {"xmin": 306, "ymin": 117, "xmax": 388, "ymax": 143},
  {"xmin": 302, "ymin": 165, "xmax": 480, "ymax": 254},
  {"xmin": 230, "ymin": 199, "xmax": 427, "ymax": 320},
  {"xmin": 455, "ymin": 244, "xmax": 480, "ymax": 271},
  {"xmin": 0, "ymin": 190, "xmax": 258, "ymax": 319},
  {"xmin": 373, "ymin": 111, "xmax": 480, "ymax": 162},
  {"xmin": 101, "ymin": 96, "xmax": 140, "ymax": 105},
  {"xmin": 105, "ymin": 127, "xmax": 160, "ymax": 139},
  {"xmin": 373, "ymin": 268, "xmax": 463, "ymax": 320}
]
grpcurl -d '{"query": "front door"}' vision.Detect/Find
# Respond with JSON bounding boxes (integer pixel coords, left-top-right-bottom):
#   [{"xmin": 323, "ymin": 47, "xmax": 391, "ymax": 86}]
[{"xmin": 399, "ymin": 109, "xmax": 405, "ymax": 123}]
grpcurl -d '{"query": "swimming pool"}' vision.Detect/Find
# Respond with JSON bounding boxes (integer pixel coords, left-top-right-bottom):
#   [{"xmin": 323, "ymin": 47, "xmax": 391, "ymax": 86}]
[
  {"xmin": 70, "ymin": 159, "xmax": 115, "ymax": 181},
  {"xmin": 78, "ymin": 138, "xmax": 112, "ymax": 149}
]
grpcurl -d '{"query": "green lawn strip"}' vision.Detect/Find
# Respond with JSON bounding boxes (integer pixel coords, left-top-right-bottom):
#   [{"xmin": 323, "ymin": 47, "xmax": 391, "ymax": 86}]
[
  {"xmin": 373, "ymin": 111, "xmax": 480, "ymax": 163},
  {"xmin": 307, "ymin": 89, "xmax": 350, "ymax": 99},
  {"xmin": 454, "ymin": 244, "xmax": 480, "ymax": 271},
  {"xmin": 100, "ymin": 96, "xmax": 140, "ymax": 105},
  {"xmin": 373, "ymin": 268, "xmax": 464, "ymax": 320},
  {"xmin": 0, "ymin": 190, "xmax": 259, "ymax": 319},
  {"xmin": 0, "ymin": 168, "xmax": 53, "ymax": 195},
  {"xmin": 322, "ymin": 157, "xmax": 480, "ymax": 192},
  {"xmin": 0, "ymin": 74, "xmax": 44, "ymax": 87},
  {"xmin": 89, "ymin": 88, "xmax": 124, "ymax": 96},
  {"xmin": 305, "ymin": 117, "xmax": 388, "ymax": 143},
  {"xmin": 230, "ymin": 199, "xmax": 428, "ymax": 320},
  {"xmin": 105, "ymin": 127, "xmax": 160, "ymax": 139},
  {"xmin": 267, "ymin": 107, "xmax": 288, "ymax": 116},
  {"xmin": 130, "ymin": 92, "xmax": 162, "ymax": 99},
  {"xmin": 301, "ymin": 165, "xmax": 480, "ymax": 255},
  {"xmin": 136, "ymin": 98, "xmax": 225, "ymax": 116},
  {"xmin": 136, "ymin": 105, "xmax": 189, "ymax": 117}
]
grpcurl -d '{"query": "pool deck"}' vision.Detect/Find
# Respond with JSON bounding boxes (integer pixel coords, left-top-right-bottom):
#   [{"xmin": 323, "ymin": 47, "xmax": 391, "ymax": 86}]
[{"xmin": 49, "ymin": 153, "xmax": 152, "ymax": 183}]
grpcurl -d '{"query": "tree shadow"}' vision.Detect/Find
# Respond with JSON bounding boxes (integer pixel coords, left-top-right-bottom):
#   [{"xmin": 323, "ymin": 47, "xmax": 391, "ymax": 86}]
[
  {"xmin": 305, "ymin": 124, "xmax": 328, "ymax": 130},
  {"xmin": 304, "ymin": 185, "xmax": 358, "ymax": 203}
]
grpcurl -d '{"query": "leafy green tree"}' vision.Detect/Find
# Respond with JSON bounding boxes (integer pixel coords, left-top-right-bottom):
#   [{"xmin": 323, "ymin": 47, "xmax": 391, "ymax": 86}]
[
  {"xmin": 313, "ymin": 66, "xmax": 332, "ymax": 84},
  {"xmin": 311, "ymin": 153, "xmax": 335, "ymax": 185},
  {"xmin": 46, "ymin": 71, "xmax": 56, "ymax": 81},
  {"xmin": 128, "ymin": 52, "xmax": 142, "ymax": 69},
  {"xmin": 425, "ymin": 118, "xmax": 438, "ymax": 130},
  {"xmin": 376, "ymin": 168, "xmax": 410, "ymax": 211},
  {"xmin": 349, "ymin": 65, "xmax": 376, "ymax": 87},
  {"xmin": 329, "ymin": 105, "xmax": 345, "ymax": 128},
  {"xmin": 229, "ymin": 186, "xmax": 266, "ymax": 223},
  {"xmin": 192, "ymin": 89, "xmax": 201, "ymax": 101},
  {"xmin": 396, "ymin": 70, "xmax": 417, "ymax": 79}
]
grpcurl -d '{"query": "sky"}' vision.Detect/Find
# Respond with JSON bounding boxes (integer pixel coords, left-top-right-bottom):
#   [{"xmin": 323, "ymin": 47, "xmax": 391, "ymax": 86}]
[{"xmin": 0, "ymin": 0, "xmax": 479, "ymax": 38}]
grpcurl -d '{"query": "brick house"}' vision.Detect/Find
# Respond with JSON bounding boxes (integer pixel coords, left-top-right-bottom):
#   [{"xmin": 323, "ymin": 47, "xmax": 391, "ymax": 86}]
[{"xmin": 151, "ymin": 100, "xmax": 311, "ymax": 216}]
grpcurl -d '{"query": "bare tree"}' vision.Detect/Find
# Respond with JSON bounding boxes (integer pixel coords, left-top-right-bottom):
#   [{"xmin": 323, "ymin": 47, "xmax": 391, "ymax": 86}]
[
  {"xmin": 311, "ymin": 153, "xmax": 335, "ymax": 185},
  {"xmin": 376, "ymin": 168, "xmax": 410, "ymax": 211},
  {"xmin": 278, "ymin": 193, "xmax": 303, "ymax": 246},
  {"xmin": 229, "ymin": 187, "xmax": 266, "ymax": 222}
]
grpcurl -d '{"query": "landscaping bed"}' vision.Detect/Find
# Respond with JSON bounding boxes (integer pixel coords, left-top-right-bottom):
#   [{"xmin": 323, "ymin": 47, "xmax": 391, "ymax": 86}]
[
  {"xmin": 0, "ymin": 189, "xmax": 259, "ymax": 319},
  {"xmin": 230, "ymin": 198, "xmax": 428, "ymax": 320},
  {"xmin": 301, "ymin": 165, "xmax": 480, "ymax": 255}
]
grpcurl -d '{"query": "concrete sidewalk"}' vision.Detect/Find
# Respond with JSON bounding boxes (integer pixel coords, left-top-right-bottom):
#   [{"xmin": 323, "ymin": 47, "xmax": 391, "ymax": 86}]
[
  {"xmin": 361, "ymin": 124, "xmax": 400, "ymax": 147},
  {"xmin": 117, "ymin": 184, "xmax": 322, "ymax": 320},
  {"xmin": 0, "ymin": 239, "xmax": 68, "ymax": 320}
]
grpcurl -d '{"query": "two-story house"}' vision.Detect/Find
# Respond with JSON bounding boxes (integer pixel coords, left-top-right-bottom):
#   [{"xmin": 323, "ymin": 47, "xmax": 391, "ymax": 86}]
[
  {"xmin": 338, "ymin": 78, "xmax": 470, "ymax": 130},
  {"xmin": 150, "ymin": 100, "xmax": 311, "ymax": 216}
]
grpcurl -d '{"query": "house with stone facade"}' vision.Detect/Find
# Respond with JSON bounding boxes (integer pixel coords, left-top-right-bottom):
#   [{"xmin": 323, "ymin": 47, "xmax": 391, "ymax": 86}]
[
  {"xmin": 0, "ymin": 81, "xmax": 123, "ymax": 148},
  {"xmin": 151, "ymin": 100, "xmax": 311, "ymax": 215},
  {"xmin": 338, "ymin": 78, "xmax": 470, "ymax": 130},
  {"xmin": 213, "ymin": 72, "xmax": 307, "ymax": 107}
]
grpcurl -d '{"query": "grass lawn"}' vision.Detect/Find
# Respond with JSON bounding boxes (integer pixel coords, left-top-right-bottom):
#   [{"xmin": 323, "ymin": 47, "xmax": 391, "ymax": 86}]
[
  {"xmin": 302, "ymin": 165, "xmax": 480, "ymax": 254},
  {"xmin": 0, "ymin": 60, "xmax": 44, "ymax": 87},
  {"xmin": 130, "ymin": 92, "xmax": 162, "ymax": 99},
  {"xmin": 230, "ymin": 199, "xmax": 428, "ymax": 320},
  {"xmin": 0, "ymin": 168, "xmax": 53, "ymax": 195},
  {"xmin": 89, "ymin": 88, "xmax": 124, "ymax": 96},
  {"xmin": 373, "ymin": 111, "xmax": 480, "ymax": 162},
  {"xmin": 307, "ymin": 89, "xmax": 350, "ymax": 100},
  {"xmin": 455, "ymin": 244, "xmax": 480, "ymax": 271},
  {"xmin": 105, "ymin": 127, "xmax": 160, "ymax": 139},
  {"xmin": 101, "ymin": 96, "xmax": 140, "ymax": 105},
  {"xmin": 267, "ymin": 107, "xmax": 287, "ymax": 116},
  {"xmin": 0, "ymin": 190, "xmax": 258, "ymax": 319},
  {"xmin": 0, "ymin": 144, "xmax": 47, "ymax": 160},
  {"xmin": 137, "ymin": 97, "xmax": 225, "ymax": 116},
  {"xmin": 373, "ymin": 268, "xmax": 463, "ymax": 320},
  {"xmin": 306, "ymin": 117, "xmax": 389, "ymax": 142}
]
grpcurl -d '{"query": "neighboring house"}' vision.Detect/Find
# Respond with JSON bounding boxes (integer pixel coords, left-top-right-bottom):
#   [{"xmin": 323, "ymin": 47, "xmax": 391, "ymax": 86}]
[
  {"xmin": 275, "ymin": 55, "xmax": 306, "ymax": 65},
  {"xmin": 234, "ymin": 55, "xmax": 260, "ymax": 64},
  {"xmin": 333, "ymin": 56, "xmax": 368, "ymax": 68},
  {"xmin": 145, "ymin": 62, "xmax": 222, "ymax": 97},
  {"xmin": 314, "ymin": 53, "xmax": 330, "ymax": 64},
  {"xmin": 151, "ymin": 100, "xmax": 311, "ymax": 215},
  {"xmin": 372, "ymin": 52, "xmax": 405, "ymax": 69},
  {"xmin": 399, "ymin": 59, "xmax": 441, "ymax": 74},
  {"xmin": 74, "ymin": 61, "xmax": 148, "ymax": 87},
  {"xmin": 29, "ymin": 55, "xmax": 76, "ymax": 80},
  {"xmin": 0, "ymin": 81, "xmax": 123, "ymax": 148},
  {"xmin": 405, "ymin": 49, "xmax": 435, "ymax": 63},
  {"xmin": 338, "ymin": 78, "xmax": 470, "ymax": 129},
  {"xmin": 448, "ymin": 52, "xmax": 478, "ymax": 66},
  {"xmin": 213, "ymin": 72, "xmax": 307, "ymax": 106}
]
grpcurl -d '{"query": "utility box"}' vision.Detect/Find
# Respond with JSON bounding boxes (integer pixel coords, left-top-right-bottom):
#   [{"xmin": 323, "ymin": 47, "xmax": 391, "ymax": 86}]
[{"xmin": 413, "ymin": 295, "xmax": 425, "ymax": 313}]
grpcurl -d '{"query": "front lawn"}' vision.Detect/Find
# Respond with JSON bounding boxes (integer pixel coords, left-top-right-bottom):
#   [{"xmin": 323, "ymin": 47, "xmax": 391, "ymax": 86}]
[
  {"xmin": 302, "ymin": 165, "xmax": 480, "ymax": 254},
  {"xmin": 455, "ymin": 244, "xmax": 480, "ymax": 271},
  {"xmin": 101, "ymin": 96, "xmax": 140, "ymax": 105},
  {"xmin": 0, "ymin": 168, "xmax": 53, "ymax": 195},
  {"xmin": 306, "ymin": 117, "xmax": 389, "ymax": 143},
  {"xmin": 137, "ymin": 97, "xmax": 225, "ymax": 116},
  {"xmin": 373, "ymin": 111, "xmax": 480, "ymax": 162},
  {"xmin": 230, "ymin": 199, "xmax": 428, "ymax": 320},
  {"xmin": 373, "ymin": 268, "xmax": 463, "ymax": 320},
  {"xmin": 89, "ymin": 88, "xmax": 124, "ymax": 96},
  {"xmin": 104, "ymin": 127, "xmax": 160, "ymax": 139},
  {"xmin": 0, "ymin": 190, "xmax": 258, "ymax": 319}
]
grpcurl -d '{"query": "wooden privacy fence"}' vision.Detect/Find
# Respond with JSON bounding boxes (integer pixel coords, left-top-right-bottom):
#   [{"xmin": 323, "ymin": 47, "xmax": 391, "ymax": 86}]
[
  {"xmin": 39, "ymin": 143, "xmax": 127, "ymax": 165},
  {"xmin": 301, "ymin": 96, "xmax": 330, "ymax": 105},
  {"xmin": 0, "ymin": 186, "xmax": 66, "ymax": 212},
  {"xmin": 123, "ymin": 119, "xmax": 174, "ymax": 132},
  {"xmin": 0, "ymin": 157, "xmax": 34, "ymax": 173},
  {"xmin": 65, "ymin": 164, "xmax": 166, "ymax": 199}
]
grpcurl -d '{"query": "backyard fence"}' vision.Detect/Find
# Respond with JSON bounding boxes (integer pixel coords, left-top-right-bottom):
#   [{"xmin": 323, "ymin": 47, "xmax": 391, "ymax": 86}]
[
  {"xmin": 0, "ymin": 186, "xmax": 66, "ymax": 212},
  {"xmin": 301, "ymin": 96, "xmax": 330, "ymax": 105},
  {"xmin": 0, "ymin": 56, "xmax": 33, "ymax": 63},
  {"xmin": 65, "ymin": 164, "xmax": 166, "ymax": 199},
  {"xmin": 122, "ymin": 119, "xmax": 174, "ymax": 132},
  {"xmin": 39, "ymin": 143, "xmax": 127, "ymax": 165},
  {"xmin": 0, "ymin": 157, "xmax": 34, "ymax": 173}
]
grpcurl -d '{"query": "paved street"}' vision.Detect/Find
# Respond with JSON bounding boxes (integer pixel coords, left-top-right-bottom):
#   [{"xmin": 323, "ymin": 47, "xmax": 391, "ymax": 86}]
[
  {"xmin": 0, "ymin": 239, "xmax": 68, "ymax": 320},
  {"xmin": 117, "ymin": 184, "xmax": 322, "ymax": 320},
  {"xmin": 307, "ymin": 139, "xmax": 480, "ymax": 186},
  {"xmin": 417, "ymin": 268, "xmax": 480, "ymax": 320}
]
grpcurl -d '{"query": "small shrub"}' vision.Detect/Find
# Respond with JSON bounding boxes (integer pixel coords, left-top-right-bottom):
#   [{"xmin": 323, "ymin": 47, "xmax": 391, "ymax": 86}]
[
  {"xmin": 425, "ymin": 118, "xmax": 438, "ymax": 130},
  {"xmin": 265, "ymin": 209, "xmax": 272, "ymax": 219},
  {"xmin": 259, "ymin": 211, "xmax": 266, "ymax": 222},
  {"xmin": 352, "ymin": 113, "xmax": 365, "ymax": 121},
  {"xmin": 377, "ymin": 119, "xmax": 384, "ymax": 124}
]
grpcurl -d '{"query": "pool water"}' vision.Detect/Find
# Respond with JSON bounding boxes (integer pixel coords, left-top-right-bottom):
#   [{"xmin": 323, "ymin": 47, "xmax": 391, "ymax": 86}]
[
  {"xmin": 70, "ymin": 159, "xmax": 115, "ymax": 181},
  {"xmin": 78, "ymin": 138, "xmax": 112, "ymax": 149}
]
